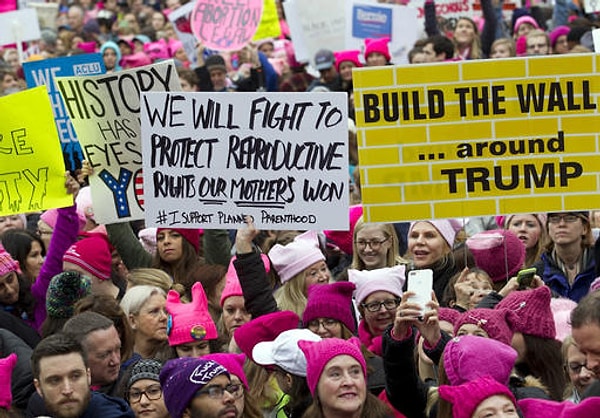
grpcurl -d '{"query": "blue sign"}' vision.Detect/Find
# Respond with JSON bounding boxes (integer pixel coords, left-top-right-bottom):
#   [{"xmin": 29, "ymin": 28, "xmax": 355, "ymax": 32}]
[
  {"xmin": 24, "ymin": 54, "xmax": 105, "ymax": 172},
  {"xmin": 352, "ymin": 5, "xmax": 392, "ymax": 40}
]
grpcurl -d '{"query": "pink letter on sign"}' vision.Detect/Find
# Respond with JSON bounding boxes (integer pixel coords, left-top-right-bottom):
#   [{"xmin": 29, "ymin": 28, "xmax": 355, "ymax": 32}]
[{"xmin": 191, "ymin": 0, "xmax": 264, "ymax": 51}]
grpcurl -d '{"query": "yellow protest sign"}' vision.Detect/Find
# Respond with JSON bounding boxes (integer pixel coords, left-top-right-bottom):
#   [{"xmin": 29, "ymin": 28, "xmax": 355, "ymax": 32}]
[
  {"xmin": 353, "ymin": 54, "xmax": 600, "ymax": 223},
  {"xmin": 0, "ymin": 86, "xmax": 72, "ymax": 216},
  {"xmin": 253, "ymin": 0, "xmax": 281, "ymax": 41}
]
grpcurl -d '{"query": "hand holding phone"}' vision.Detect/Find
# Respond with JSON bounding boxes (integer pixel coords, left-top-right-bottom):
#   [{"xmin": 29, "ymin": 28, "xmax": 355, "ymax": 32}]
[
  {"xmin": 407, "ymin": 269, "xmax": 433, "ymax": 315},
  {"xmin": 517, "ymin": 267, "xmax": 537, "ymax": 290}
]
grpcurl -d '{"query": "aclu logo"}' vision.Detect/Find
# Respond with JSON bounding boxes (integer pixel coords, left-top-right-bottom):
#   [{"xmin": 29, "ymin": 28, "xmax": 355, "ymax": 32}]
[{"xmin": 72, "ymin": 63, "xmax": 103, "ymax": 76}]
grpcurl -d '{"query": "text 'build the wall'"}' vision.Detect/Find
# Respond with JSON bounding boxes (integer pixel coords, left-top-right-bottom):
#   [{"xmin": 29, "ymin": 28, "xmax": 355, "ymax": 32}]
[
  {"xmin": 353, "ymin": 54, "xmax": 600, "ymax": 223},
  {"xmin": 140, "ymin": 92, "xmax": 349, "ymax": 230}
]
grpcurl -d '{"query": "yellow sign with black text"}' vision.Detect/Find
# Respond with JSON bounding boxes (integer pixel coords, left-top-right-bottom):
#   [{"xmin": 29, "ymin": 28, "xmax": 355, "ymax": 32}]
[{"xmin": 353, "ymin": 54, "xmax": 600, "ymax": 222}]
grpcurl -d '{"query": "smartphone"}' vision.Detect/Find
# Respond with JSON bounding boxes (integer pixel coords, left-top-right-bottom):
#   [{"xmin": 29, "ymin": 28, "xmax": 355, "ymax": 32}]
[
  {"xmin": 407, "ymin": 269, "xmax": 433, "ymax": 314},
  {"xmin": 517, "ymin": 267, "xmax": 537, "ymax": 289}
]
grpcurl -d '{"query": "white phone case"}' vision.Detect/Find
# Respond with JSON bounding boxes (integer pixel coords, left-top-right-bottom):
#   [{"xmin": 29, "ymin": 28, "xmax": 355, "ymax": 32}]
[{"xmin": 407, "ymin": 269, "xmax": 433, "ymax": 312}]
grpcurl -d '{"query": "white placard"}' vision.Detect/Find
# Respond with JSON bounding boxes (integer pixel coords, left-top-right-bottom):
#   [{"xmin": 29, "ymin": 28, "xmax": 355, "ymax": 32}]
[
  {"xmin": 140, "ymin": 92, "xmax": 350, "ymax": 230},
  {"xmin": 0, "ymin": 8, "xmax": 41, "ymax": 45}
]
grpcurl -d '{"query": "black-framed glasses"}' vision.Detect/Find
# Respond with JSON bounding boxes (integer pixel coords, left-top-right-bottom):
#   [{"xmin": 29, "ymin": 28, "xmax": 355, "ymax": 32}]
[
  {"xmin": 567, "ymin": 361, "xmax": 592, "ymax": 374},
  {"xmin": 307, "ymin": 318, "xmax": 340, "ymax": 331},
  {"xmin": 362, "ymin": 298, "xmax": 401, "ymax": 313},
  {"xmin": 548, "ymin": 214, "xmax": 580, "ymax": 224},
  {"xmin": 195, "ymin": 384, "xmax": 243, "ymax": 400},
  {"xmin": 354, "ymin": 237, "xmax": 389, "ymax": 250},
  {"xmin": 128, "ymin": 384, "xmax": 162, "ymax": 403}
]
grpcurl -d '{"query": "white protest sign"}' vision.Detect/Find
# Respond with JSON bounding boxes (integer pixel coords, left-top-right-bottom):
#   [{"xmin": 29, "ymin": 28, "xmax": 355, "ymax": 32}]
[
  {"xmin": 140, "ymin": 92, "xmax": 350, "ymax": 230},
  {"xmin": 283, "ymin": 0, "xmax": 346, "ymax": 64},
  {"xmin": 56, "ymin": 61, "xmax": 181, "ymax": 224},
  {"xmin": 346, "ymin": 1, "xmax": 418, "ymax": 65},
  {"xmin": 0, "ymin": 8, "xmax": 41, "ymax": 45},
  {"xmin": 406, "ymin": 0, "xmax": 474, "ymax": 31}
]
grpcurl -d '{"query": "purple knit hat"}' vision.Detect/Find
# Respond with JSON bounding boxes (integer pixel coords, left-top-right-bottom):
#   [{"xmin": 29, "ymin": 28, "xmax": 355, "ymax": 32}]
[
  {"xmin": 439, "ymin": 376, "xmax": 517, "ymax": 418},
  {"xmin": 234, "ymin": 310, "xmax": 300, "ymax": 362},
  {"xmin": 518, "ymin": 397, "xmax": 600, "ymax": 418},
  {"xmin": 466, "ymin": 230, "xmax": 525, "ymax": 283},
  {"xmin": 443, "ymin": 335, "xmax": 517, "ymax": 386},
  {"xmin": 496, "ymin": 286, "xmax": 556, "ymax": 339},
  {"xmin": 165, "ymin": 282, "xmax": 217, "ymax": 346},
  {"xmin": 160, "ymin": 357, "xmax": 229, "ymax": 418},
  {"xmin": 409, "ymin": 220, "xmax": 457, "ymax": 249},
  {"xmin": 268, "ymin": 231, "xmax": 325, "ymax": 283},
  {"xmin": 364, "ymin": 37, "xmax": 391, "ymax": 61},
  {"xmin": 454, "ymin": 308, "xmax": 514, "ymax": 346},
  {"xmin": 298, "ymin": 337, "xmax": 366, "ymax": 395},
  {"xmin": 203, "ymin": 353, "xmax": 248, "ymax": 389},
  {"xmin": 303, "ymin": 281, "xmax": 356, "ymax": 333}
]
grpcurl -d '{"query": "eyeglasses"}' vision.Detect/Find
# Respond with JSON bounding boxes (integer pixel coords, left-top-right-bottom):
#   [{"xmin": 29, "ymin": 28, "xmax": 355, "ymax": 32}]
[
  {"xmin": 567, "ymin": 362, "xmax": 592, "ymax": 374},
  {"xmin": 548, "ymin": 214, "xmax": 580, "ymax": 224},
  {"xmin": 354, "ymin": 237, "xmax": 389, "ymax": 250},
  {"xmin": 128, "ymin": 384, "xmax": 162, "ymax": 403},
  {"xmin": 361, "ymin": 298, "xmax": 401, "ymax": 313},
  {"xmin": 307, "ymin": 318, "xmax": 340, "ymax": 331},
  {"xmin": 195, "ymin": 384, "xmax": 243, "ymax": 400}
]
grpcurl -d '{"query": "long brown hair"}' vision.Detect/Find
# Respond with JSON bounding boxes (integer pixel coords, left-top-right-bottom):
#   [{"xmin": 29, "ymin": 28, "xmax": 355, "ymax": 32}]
[{"xmin": 151, "ymin": 237, "xmax": 203, "ymax": 284}]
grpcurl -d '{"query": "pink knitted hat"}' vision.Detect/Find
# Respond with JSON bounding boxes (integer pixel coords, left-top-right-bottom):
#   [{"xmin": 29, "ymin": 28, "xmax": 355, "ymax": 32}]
[
  {"xmin": 439, "ymin": 376, "xmax": 517, "ymax": 418},
  {"xmin": 40, "ymin": 208, "xmax": 86, "ymax": 231},
  {"xmin": 443, "ymin": 335, "xmax": 517, "ymax": 386},
  {"xmin": 409, "ymin": 220, "xmax": 457, "ymax": 248},
  {"xmin": 466, "ymin": 230, "xmax": 525, "ymax": 283},
  {"xmin": 348, "ymin": 265, "xmax": 406, "ymax": 305},
  {"xmin": 514, "ymin": 15, "xmax": 539, "ymax": 33},
  {"xmin": 165, "ymin": 282, "xmax": 217, "ymax": 346},
  {"xmin": 203, "ymin": 353, "xmax": 248, "ymax": 389},
  {"xmin": 496, "ymin": 286, "xmax": 556, "ymax": 339},
  {"xmin": 550, "ymin": 297, "xmax": 577, "ymax": 342},
  {"xmin": 438, "ymin": 307, "xmax": 461, "ymax": 326},
  {"xmin": 323, "ymin": 204, "xmax": 363, "ymax": 255},
  {"xmin": 220, "ymin": 254, "xmax": 270, "ymax": 306},
  {"xmin": 0, "ymin": 353, "xmax": 17, "ymax": 409},
  {"xmin": 515, "ymin": 35, "xmax": 528, "ymax": 56},
  {"xmin": 550, "ymin": 26, "xmax": 570, "ymax": 48},
  {"xmin": 364, "ymin": 37, "xmax": 391, "ymax": 62},
  {"xmin": 303, "ymin": 281, "xmax": 356, "ymax": 333},
  {"xmin": 454, "ymin": 308, "xmax": 514, "ymax": 346},
  {"xmin": 334, "ymin": 50, "xmax": 362, "ymax": 72},
  {"xmin": 268, "ymin": 231, "xmax": 325, "ymax": 283},
  {"xmin": 519, "ymin": 397, "xmax": 600, "ymax": 418},
  {"xmin": 234, "ymin": 310, "xmax": 300, "ymax": 362},
  {"xmin": 157, "ymin": 228, "xmax": 201, "ymax": 254},
  {"xmin": 298, "ymin": 337, "xmax": 366, "ymax": 396},
  {"xmin": 63, "ymin": 234, "xmax": 112, "ymax": 280},
  {"xmin": 0, "ymin": 246, "xmax": 20, "ymax": 277}
]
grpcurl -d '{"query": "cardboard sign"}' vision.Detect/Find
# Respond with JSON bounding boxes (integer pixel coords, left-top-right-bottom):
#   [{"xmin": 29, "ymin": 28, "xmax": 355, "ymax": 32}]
[
  {"xmin": 0, "ymin": 86, "xmax": 72, "ymax": 216},
  {"xmin": 252, "ymin": 0, "xmax": 281, "ymax": 41},
  {"xmin": 191, "ymin": 0, "xmax": 263, "ymax": 51},
  {"xmin": 56, "ymin": 61, "xmax": 181, "ymax": 224},
  {"xmin": 0, "ymin": 9, "xmax": 41, "ymax": 45},
  {"xmin": 140, "ymin": 92, "xmax": 349, "ymax": 230},
  {"xmin": 23, "ymin": 54, "xmax": 105, "ymax": 172},
  {"xmin": 353, "ymin": 55, "xmax": 600, "ymax": 222}
]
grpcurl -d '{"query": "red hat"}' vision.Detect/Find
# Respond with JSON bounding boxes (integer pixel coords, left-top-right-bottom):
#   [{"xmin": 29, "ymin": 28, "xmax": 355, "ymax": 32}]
[
  {"xmin": 63, "ymin": 234, "xmax": 112, "ymax": 280},
  {"xmin": 234, "ymin": 310, "xmax": 299, "ymax": 362},
  {"xmin": 323, "ymin": 205, "xmax": 363, "ymax": 255},
  {"xmin": 454, "ymin": 308, "xmax": 514, "ymax": 346},
  {"xmin": 303, "ymin": 281, "xmax": 356, "ymax": 333},
  {"xmin": 439, "ymin": 376, "xmax": 517, "ymax": 418},
  {"xmin": 496, "ymin": 286, "xmax": 556, "ymax": 339},
  {"xmin": 364, "ymin": 37, "xmax": 391, "ymax": 62},
  {"xmin": 165, "ymin": 282, "xmax": 217, "ymax": 346},
  {"xmin": 157, "ymin": 228, "xmax": 201, "ymax": 254}
]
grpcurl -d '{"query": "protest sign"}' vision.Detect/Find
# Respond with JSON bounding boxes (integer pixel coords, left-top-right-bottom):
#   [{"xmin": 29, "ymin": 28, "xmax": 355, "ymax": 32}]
[
  {"xmin": 24, "ymin": 54, "xmax": 105, "ymax": 172},
  {"xmin": 0, "ymin": 8, "xmax": 41, "ymax": 45},
  {"xmin": 168, "ymin": 2, "xmax": 199, "ymax": 68},
  {"xmin": 140, "ymin": 92, "xmax": 349, "ymax": 230},
  {"xmin": 0, "ymin": 86, "xmax": 72, "ymax": 216},
  {"xmin": 406, "ymin": 0, "xmax": 474, "ymax": 34},
  {"xmin": 56, "ymin": 60, "xmax": 181, "ymax": 224},
  {"xmin": 27, "ymin": 2, "xmax": 59, "ymax": 31},
  {"xmin": 353, "ymin": 55, "xmax": 600, "ymax": 223},
  {"xmin": 283, "ymin": 0, "xmax": 346, "ymax": 64},
  {"xmin": 191, "ymin": 0, "xmax": 263, "ymax": 51},
  {"xmin": 252, "ymin": 0, "xmax": 281, "ymax": 41},
  {"xmin": 346, "ymin": 1, "xmax": 418, "ymax": 65}
]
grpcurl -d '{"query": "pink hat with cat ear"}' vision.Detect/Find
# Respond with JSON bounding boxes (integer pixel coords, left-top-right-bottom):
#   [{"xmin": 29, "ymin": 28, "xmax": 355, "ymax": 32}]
[{"xmin": 166, "ymin": 282, "xmax": 217, "ymax": 346}]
